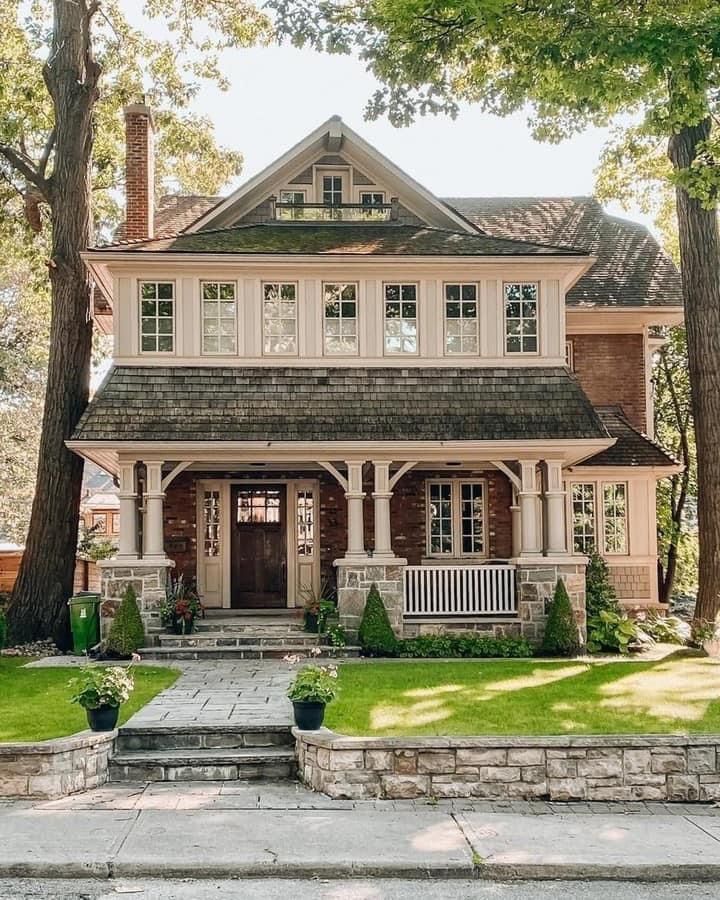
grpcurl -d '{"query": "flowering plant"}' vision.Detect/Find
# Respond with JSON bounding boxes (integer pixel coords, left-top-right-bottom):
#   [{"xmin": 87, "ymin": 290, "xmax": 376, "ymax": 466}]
[
  {"xmin": 161, "ymin": 574, "xmax": 203, "ymax": 633},
  {"xmin": 287, "ymin": 664, "xmax": 338, "ymax": 704},
  {"xmin": 70, "ymin": 663, "xmax": 136, "ymax": 710}
]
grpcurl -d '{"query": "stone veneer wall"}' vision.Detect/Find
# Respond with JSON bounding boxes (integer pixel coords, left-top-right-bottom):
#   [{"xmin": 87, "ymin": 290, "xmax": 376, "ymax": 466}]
[
  {"xmin": 516, "ymin": 563, "xmax": 587, "ymax": 644},
  {"xmin": 336, "ymin": 562, "xmax": 404, "ymax": 638},
  {"xmin": 0, "ymin": 731, "xmax": 115, "ymax": 800},
  {"xmin": 99, "ymin": 563, "xmax": 171, "ymax": 640},
  {"xmin": 296, "ymin": 730, "xmax": 720, "ymax": 802}
]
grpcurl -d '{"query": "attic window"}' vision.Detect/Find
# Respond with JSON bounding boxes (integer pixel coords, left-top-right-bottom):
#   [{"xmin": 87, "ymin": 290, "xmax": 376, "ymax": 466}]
[
  {"xmin": 360, "ymin": 192, "xmax": 385, "ymax": 206},
  {"xmin": 322, "ymin": 175, "xmax": 343, "ymax": 205}
]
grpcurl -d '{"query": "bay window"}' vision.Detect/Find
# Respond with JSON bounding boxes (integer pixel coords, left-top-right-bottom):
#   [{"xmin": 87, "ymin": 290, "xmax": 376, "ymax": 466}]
[{"xmin": 570, "ymin": 481, "xmax": 628, "ymax": 556}]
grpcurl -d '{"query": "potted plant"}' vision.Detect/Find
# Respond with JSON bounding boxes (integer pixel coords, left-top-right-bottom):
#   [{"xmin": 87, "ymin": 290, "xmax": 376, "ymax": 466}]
[
  {"xmin": 161, "ymin": 574, "xmax": 203, "ymax": 634},
  {"xmin": 70, "ymin": 662, "xmax": 136, "ymax": 731},
  {"xmin": 287, "ymin": 663, "xmax": 338, "ymax": 730},
  {"xmin": 301, "ymin": 581, "xmax": 336, "ymax": 634}
]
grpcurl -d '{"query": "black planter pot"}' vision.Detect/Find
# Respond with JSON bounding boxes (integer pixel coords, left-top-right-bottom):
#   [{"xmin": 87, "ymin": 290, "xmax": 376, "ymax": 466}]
[
  {"xmin": 86, "ymin": 704, "xmax": 120, "ymax": 732},
  {"xmin": 304, "ymin": 612, "xmax": 319, "ymax": 634},
  {"xmin": 292, "ymin": 700, "xmax": 326, "ymax": 730},
  {"xmin": 171, "ymin": 617, "xmax": 195, "ymax": 635}
]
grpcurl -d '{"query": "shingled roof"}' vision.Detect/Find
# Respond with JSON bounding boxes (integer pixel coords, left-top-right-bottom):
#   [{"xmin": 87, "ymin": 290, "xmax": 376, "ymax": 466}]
[
  {"xmin": 94, "ymin": 223, "xmax": 587, "ymax": 257},
  {"xmin": 579, "ymin": 407, "xmax": 679, "ymax": 468},
  {"xmin": 72, "ymin": 366, "xmax": 609, "ymax": 444}
]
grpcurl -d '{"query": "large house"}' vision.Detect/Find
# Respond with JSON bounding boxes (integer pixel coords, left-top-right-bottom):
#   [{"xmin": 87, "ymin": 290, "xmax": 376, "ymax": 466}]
[{"xmin": 69, "ymin": 106, "xmax": 682, "ymax": 646}]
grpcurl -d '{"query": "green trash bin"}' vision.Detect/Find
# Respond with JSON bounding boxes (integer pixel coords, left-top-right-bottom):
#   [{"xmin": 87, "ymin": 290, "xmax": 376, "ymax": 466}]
[{"xmin": 68, "ymin": 592, "xmax": 101, "ymax": 654}]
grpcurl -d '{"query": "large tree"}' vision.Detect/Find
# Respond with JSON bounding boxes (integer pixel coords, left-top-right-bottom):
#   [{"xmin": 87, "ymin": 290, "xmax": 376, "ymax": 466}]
[
  {"xmin": 0, "ymin": 0, "xmax": 269, "ymax": 646},
  {"xmin": 271, "ymin": 0, "xmax": 720, "ymax": 623}
]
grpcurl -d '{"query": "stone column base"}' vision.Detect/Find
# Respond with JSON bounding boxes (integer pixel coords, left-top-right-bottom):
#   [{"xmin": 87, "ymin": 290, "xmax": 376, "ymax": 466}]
[
  {"xmin": 515, "ymin": 560, "xmax": 587, "ymax": 646},
  {"xmin": 98, "ymin": 559, "xmax": 173, "ymax": 643},
  {"xmin": 335, "ymin": 558, "xmax": 407, "ymax": 639}
]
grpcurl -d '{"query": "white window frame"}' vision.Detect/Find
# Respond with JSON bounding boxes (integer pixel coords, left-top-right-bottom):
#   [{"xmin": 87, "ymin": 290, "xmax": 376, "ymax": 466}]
[
  {"xmin": 504, "ymin": 281, "xmax": 539, "ymax": 356},
  {"xmin": 203, "ymin": 489, "xmax": 221, "ymax": 558},
  {"xmin": 383, "ymin": 282, "xmax": 419, "ymax": 356},
  {"xmin": 279, "ymin": 189, "xmax": 306, "ymax": 204},
  {"xmin": 426, "ymin": 478, "xmax": 488, "ymax": 559},
  {"xmin": 139, "ymin": 281, "xmax": 175, "ymax": 354},
  {"xmin": 322, "ymin": 282, "xmax": 359, "ymax": 356},
  {"xmin": 201, "ymin": 280, "xmax": 237, "ymax": 356},
  {"xmin": 565, "ymin": 339, "xmax": 574, "ymax": 370},
  {"xmin": 443, "ymin": 282, "xmax": 480, "ymax": 356},
  {"xmin": 262, "ymin": 282, "xmax": 299, "ymax": 356},
  {"xmin": 319, "ymin": 172, "xmax": 345, "ymax": 205},
  {"xmin": 569, "ymin": 480, "xmax": 629, "ymax": 557},
  {"xmin": 359, "ymin": 191, "xmax": 385, "ymax": 206},
  {"xmin": 570, "ymin": 482, "xmax": 596, "ymax": 556}
]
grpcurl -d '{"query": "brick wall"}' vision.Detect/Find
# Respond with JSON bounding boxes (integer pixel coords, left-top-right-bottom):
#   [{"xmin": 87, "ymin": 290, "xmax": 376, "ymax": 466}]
[
  {"xmin": 163, "ymin": 472, "xmax": 198, "ymax": 580},
  {"xmin": 569, "ymin": 333, "xmax": 646, "ymax": 431},
  {"xmin": 124, "ymin": 104, "xmax": 154, "ymax": 240}
]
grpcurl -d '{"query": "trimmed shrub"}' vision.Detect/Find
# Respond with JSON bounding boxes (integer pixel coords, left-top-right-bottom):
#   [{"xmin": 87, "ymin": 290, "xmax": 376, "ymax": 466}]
[
  {"xmin": 0, "ymin": 608, "xmax": 6, "ymax": 650},
  {"xmin": 398, "ymin": 633, "xmax": 533, "ymax": 658},
  {"xmin": 106, "ymin": 585, "xmax": 145, "ymax": 657},
  {"xmin": 586, "ymin": 551, "xmax": 620, "ymax": 619},
  {"xmin": 358, "ymin": 584, "xmax": 397, "ymax": 656},
  {"xmin": 541, "ymin": 579, "xmax": 581, "ymax": 657}
]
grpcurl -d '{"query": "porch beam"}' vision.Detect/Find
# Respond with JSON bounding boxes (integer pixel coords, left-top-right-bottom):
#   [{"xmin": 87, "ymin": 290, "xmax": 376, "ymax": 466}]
[{"xmin": 161, "ymin": 460, "xmax": 192, "ymax": 491}]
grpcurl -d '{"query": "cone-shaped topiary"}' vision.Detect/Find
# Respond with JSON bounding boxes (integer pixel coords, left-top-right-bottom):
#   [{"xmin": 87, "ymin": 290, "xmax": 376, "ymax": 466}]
[
  {"xmin": 540, "ymin": 579, "xmax": 581, "ymax": 657},
  {"xmin": 358, "ymin": 583, "xmax": 397, "ymax": 656},
  {"xmin": 586, "ymin": 550, "xmax": 620, "ymax": 619},
  {"xmin": 106, "ymin": 585, "xmax": 145, "ymax": 657}
]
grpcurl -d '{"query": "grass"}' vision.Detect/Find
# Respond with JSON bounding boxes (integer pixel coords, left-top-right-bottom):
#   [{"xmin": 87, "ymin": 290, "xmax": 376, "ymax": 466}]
[
  {"xmin": 324, "ymin": 656, "xmax": 720, "ymax": 737},
  {"xmin": 0, "ymin": 658, "xmax": 179, "ymax": 743}
]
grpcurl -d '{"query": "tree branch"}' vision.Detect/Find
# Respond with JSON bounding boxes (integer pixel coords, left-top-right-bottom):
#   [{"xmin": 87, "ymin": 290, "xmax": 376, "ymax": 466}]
[
  {"xmin": 0, "ymin": 145, "xmax": 49, "ymax": 197},
  {"xmin": 38, "ymin": 128, "xmax": 56, "ymax": 179}
]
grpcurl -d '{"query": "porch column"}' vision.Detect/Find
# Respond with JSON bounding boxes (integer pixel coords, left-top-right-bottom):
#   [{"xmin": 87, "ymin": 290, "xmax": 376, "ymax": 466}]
[
  {"xmin": 518, "ymin": 459, "xmax": 542, "ymax": 556},
  {"xmin": 372, "ymin": 460, "xmax": 394, "ymax": 560},
  {"xmin": 345, "ymin": 460, "xmax": 367, "ymax": 559},
  {"xmin": 142, "ymin": 460, "xmax": 167, "ymax": 561},
  {"xmin": 544, "ymin": 460, "xmax": 568, "ymax": 555},
  {"xmin": 116, "ymin": 460, "xmax": 139, "ymax": 559},
  {"xmin": 510, "ymin": 486, "xmax": 521, "ymax": 559}
]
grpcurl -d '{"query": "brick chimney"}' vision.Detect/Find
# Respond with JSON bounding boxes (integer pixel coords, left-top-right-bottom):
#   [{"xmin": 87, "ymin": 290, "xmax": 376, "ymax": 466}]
[{"xmin": 124, "ymin": 102, "xmax": 155, "ymax": 241}]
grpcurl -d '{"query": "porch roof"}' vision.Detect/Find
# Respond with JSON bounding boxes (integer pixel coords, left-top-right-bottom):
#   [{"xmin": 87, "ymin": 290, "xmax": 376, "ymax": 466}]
[
  {"xmin": 72, "ymin": 366, "xmax": 609, "ymax": 444},
  {"xmin": 579, "ymin": 407, "xmax": 679, "ymax": 468}
]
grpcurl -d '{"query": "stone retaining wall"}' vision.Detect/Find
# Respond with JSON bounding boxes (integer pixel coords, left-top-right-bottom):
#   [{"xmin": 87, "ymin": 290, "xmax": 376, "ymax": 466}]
[
  {"xmin": 0, "ymin": 730, "xmax": 115, "ymax": 799},
  {"xmin": 99, "ymin": 562, "xmax": 171, "ymax": 639},
  {"xmin": 295, "ymin": 730, "xmax": 720, "ymax": 802}
]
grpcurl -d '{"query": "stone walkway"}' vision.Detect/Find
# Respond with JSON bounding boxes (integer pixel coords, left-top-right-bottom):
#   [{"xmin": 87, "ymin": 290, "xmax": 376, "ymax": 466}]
[{"xmin": 123, "ymin": 661, "xmax": 294, "ymax": 728}]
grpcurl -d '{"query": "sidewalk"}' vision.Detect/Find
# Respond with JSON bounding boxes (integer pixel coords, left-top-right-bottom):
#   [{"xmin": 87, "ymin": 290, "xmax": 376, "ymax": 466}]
[{"xmin": 2, "ymin": 782, "xmax": 720, "ymax": 881}]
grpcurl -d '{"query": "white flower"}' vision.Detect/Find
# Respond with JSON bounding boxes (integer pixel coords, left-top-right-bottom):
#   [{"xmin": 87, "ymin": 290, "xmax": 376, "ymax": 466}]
[{"xmin": 310, "ymin": 646, "xmax": 322, "ymax": 657}]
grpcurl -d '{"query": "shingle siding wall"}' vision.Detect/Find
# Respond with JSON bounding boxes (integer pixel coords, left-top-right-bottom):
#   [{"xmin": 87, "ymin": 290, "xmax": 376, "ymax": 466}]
[{"xmin": 570, "ymin": 334, "xmax": 647, "ymax": 432}]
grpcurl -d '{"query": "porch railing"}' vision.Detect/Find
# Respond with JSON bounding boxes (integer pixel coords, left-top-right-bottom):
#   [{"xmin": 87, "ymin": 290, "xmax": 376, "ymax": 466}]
[{"xmin": 403, "ymin": 564, "xmax": 517, "ymax": 617}]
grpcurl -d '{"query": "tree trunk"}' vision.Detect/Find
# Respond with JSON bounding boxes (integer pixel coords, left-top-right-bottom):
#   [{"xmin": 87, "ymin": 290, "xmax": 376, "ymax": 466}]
[
  {"xmin": 6, "ymin": 1, "xmax": 100, "ymax": 648},
  {"xmin": 668, "ymin": 118, "xmax": 720, "ymax": 626}
]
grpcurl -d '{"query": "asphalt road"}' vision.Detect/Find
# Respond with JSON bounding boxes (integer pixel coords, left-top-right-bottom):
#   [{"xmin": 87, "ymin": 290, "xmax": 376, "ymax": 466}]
[{"xmin": 2, "ymin": 881, "xmax": 720, "ymax": 900}]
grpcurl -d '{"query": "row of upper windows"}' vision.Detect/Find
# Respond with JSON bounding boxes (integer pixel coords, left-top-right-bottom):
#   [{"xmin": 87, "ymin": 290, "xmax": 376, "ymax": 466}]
[{"xmin": 139, "ymin": 280, "xmax": 540, "ymax": 357}]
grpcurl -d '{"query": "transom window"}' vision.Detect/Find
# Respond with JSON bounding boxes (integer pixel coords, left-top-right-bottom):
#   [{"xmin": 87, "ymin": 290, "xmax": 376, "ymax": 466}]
[
  {"xmin": 360, "ymin": 191, "xmax": 384, "ymax": 206},
  {"xmin": 384, "ymin": 283, "xmax": 418, "ymax": 354},
  {"xmin": 140, "ymin": 282, "xmax": 174, "ymax": 353},
  {"xmin": 323, "ymin": 283, "xmax": 358, "ymax": 355},
  {"xmin": 263, "ymin": 282, "xmax": 298, "ymax": 355},
  {"xmin": 445, "ymin": 283, "xmax": 479, "ymax": 354},
  {"xmin": 236, "ymin": 488, "xmax": 281, "ymax": 524},
  {"xmin": 504, "ymin": 282, "xmax": 538, "ymax": 354},
  {"xmin": 427, "ymin": 480, "xmax": 487, "ymax": 557},
  {"xmin": 296, "ymin": 490, "xmax": 315, "ymax": 557},
  {"xmin": 322, "ymin": 175, "xmax": 343, "ymax": 205},
  {"xmin": 203, "ymin": 490, "xmax": 221, "ymax": 557},
  {"xmin": 570, "ymin": 481, "xmax": 628, "ymax": 555},
  {"xmin": 201, "ymin": 281, "xmax": 236, "ymax": 355}
]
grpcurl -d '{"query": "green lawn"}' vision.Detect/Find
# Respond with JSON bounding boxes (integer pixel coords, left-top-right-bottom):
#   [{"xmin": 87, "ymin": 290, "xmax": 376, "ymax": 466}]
[
  {"xmin": 0, "ymin": 658, "xmax": 179, "ymax": 742},
  {"xmin": 325, "ymin": 656, "xmax": 720, "ymax": 737}
]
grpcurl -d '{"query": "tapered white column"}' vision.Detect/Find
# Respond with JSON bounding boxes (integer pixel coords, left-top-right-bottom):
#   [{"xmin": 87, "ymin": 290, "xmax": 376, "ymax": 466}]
[
  {"xmin": 116, "ymin": 461, "xmax": 139, "ymax": 559},
  {"xmin": 345, "ymin": 460, "xmax": 367, "ymax": 559},
  {"xmin": 372, "ymin": 460, "xmax": 394, "ymax": 560},
  {"xmin": 518, "ymin": 460, "xmax": 542, "ymax": 556},
  {"xmin": 510, "ymin": 486, "xmax": 521, "ymax": 559},
  {"xmin": 544, "ymin": 460, "xmax": 568, "ymax": 555},
  {"xmin": 143, "ymin": 460, "xmax": 167, "ymax": 561}
]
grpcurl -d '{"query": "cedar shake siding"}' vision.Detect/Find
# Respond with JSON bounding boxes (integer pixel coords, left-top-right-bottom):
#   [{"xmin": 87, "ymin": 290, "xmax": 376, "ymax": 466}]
[{"xmin": 569, "ymin": 333, "xmax": 647, "ymax": 432}]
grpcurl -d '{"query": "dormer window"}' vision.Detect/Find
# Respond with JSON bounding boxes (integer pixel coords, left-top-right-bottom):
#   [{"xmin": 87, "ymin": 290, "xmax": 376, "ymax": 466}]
[{"xmin": 322, "ymin": 175, "xmax": 343, "ymax": 206}]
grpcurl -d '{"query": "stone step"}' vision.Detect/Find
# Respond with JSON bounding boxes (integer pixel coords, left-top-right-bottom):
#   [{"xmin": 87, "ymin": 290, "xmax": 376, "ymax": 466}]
[
  {"xmin": 194, "ymin": 620, "xmax": 307, "ymax": 634},
  {"xmin": 109, "ymin": 746, "xmax": 296, "ymax": 782},
  {"xmin": 138, "ymin": 644, "xmax": 360, "ymax": 661},
  {"xmin": 157, "ymin": 632, "xmax": 320, "ymax": 648},
  {"xmin": 116, "ymin": 725, "xmax": 293, "ymax": 753}
]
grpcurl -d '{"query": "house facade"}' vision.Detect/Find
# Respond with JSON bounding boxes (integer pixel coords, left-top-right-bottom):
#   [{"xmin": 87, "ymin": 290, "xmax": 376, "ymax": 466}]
[{"xmin": 69, "ymin": 106, "xmax": 683, "ymax": 645}]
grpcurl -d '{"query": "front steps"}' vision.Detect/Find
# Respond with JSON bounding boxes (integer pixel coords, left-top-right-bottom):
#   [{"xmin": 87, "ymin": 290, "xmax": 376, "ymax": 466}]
[
  {"xmin": 110, "ymin": 725, "xmax": 296, "ymax": 782},
  {"xmin": 139, "ymin": 613, "xmax": 360, "ymax": 660}
]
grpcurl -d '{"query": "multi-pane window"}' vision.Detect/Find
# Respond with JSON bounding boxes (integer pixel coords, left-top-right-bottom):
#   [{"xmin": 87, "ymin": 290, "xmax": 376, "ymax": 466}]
[
  {"xmin": 280, "ymin": 190, "xmax": 305, "ymax": 204},
  {"xmin": 140, "ymin": 282, "xmax": 174, "ymax": 352},
  {"xmin": 279, "ymin": 190, "xmax": 306, "ymax": 220},
  {"xmin": 263, "ymin": 282, "xmax": 298, "ymax": 355},
  {"xmin": 323, "ymin": 283, "xmax": 358, "ymax": 354},
  {"xmin": 322, "ymin": 175, "xmax": 343, "ymax": 205},
  {"xmin": 427, "ymin": 480, "xmax": 487, "ymax": 557},
  {"xmin": 92, "ymin": 514, "xmax": 107, "ymax": 535},
  {"xmin": 236, "ymin": 488, "xmax": 281, "ymax": 524},
  {"xmin": 201, "ymin": 281, "xmax": 236, "ymax": 354},
  {"xmin": 603, "ymin": 483, "xmax": 628, "ymax": 554},
  {"xmin": 384, "ymin": 283, "xmax": 418, "ymax": 354},
  {"xmin": 360, "ymin": 192, "xmax": 384, "ymax": 206},
  {"xmin": 203, "ymin": 490, "xmax": 220, "ymax": 557},
  {"xmin": 504, "ymin": 282, "xmax": 538, "ymax": 354},
  {"xmin": 571, "ymin": 483, "xmax": 596, "ymax": 555},
  {"xmin": 297, "ymin": 490, "xmax": 315, "ymax": 557},
  {"xmin": 445, "ymin": 283, "xmax": 479, "ymax": 354}
]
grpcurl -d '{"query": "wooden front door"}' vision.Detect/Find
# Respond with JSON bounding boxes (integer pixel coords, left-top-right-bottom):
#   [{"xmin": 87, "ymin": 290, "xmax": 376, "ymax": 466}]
[{"xmin": 231, "ymin": 485, "xmax": 287, "ymax": 608}]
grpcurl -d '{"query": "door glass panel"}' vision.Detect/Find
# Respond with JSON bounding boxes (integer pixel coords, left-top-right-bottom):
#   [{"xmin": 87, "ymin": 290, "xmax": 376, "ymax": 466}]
[{"xmin": 236, "ymin": 488, "xmax": 282, "ymax": 524}]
